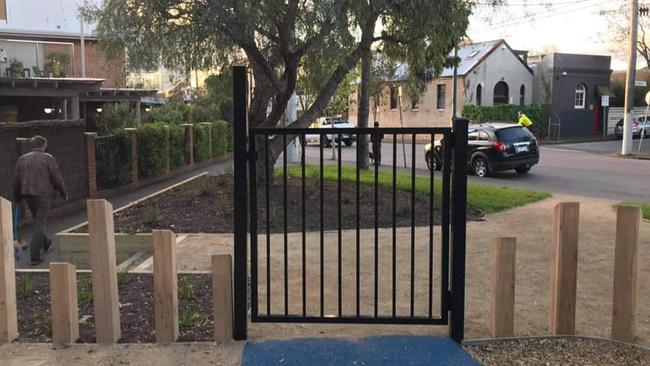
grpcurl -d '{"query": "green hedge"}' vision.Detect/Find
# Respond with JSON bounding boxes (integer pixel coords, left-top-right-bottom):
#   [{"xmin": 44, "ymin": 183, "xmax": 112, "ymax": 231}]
[
  {"xmin": 168, "ymin": 124, "xmax": 186, "ymax": 169},
  {"xmin": 193, "ymin": 123, "xmax": 211, "ymax": 163},
  {"xmin": 211, "ymin": 121, "xmax": 228, "ymax": 157},
  {"xmin": 462, "ymin": 104, "xmax": 549, "ymax": 139},
  {"xmin": 137, "ymin": 124, "xmax": 169, "ymax": 179},
  {"xmin": 225, "ymin": 123, "xmax": 233, "ymax": 152},
  {"xmin": 96, "ymin": 130, "xmax": 132, "ymax": 189}
]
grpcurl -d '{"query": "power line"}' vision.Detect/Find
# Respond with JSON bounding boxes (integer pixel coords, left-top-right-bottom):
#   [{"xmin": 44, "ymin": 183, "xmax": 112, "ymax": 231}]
[
  {"xmin": 470, "ymin": 0, "xmax": 618, "ymax": 33},
  {"xmin": 474, "ymin": 0, "xmax": 598, "ymax": 7}
]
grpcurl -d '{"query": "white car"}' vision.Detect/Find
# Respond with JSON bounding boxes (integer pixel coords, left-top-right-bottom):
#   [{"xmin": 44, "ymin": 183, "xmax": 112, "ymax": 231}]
[{"xmin": 305, "ymin": 117, "xmax": 356, "ymax": 147}]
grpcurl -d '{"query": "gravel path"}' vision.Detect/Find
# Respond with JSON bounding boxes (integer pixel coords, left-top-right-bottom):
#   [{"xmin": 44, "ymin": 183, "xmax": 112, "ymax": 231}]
[{"xmin": 464, "ymin": 338, "xmax": 650, "ymax": 366}]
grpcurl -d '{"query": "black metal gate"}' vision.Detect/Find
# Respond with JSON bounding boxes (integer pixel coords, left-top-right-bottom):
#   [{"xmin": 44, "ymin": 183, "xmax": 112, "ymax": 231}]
[{"xmin": 231, "ymin": 65, "xmax": 468, "ymax": 342}]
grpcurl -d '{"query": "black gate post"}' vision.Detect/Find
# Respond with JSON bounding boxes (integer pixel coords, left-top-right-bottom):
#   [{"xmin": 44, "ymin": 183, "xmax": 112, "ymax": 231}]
[
  {"xmin": 232, "ymin": 64, "xmax": 248, "ymax": 340},
  {"xmin": 449, "ymin": 117, "xmax": 468, "ymax": 343}
]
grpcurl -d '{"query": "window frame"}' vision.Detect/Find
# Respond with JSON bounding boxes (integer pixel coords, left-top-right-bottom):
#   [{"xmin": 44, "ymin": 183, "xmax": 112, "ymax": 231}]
[
  {"xmin": 519, "ymin": 84, "xmax": 525, "ymax": 107},
  {"xmin": 493, "ymin": 81, "xmax": 509, "ymax": 106},
  {"xmin": 476, "ymin": 84, "xmax": 482, "ymax": 106},
  {"xmin": 389, "ymin": 86, "xmax": 398, "ymax": 110},
  {"xmin": 574, "ymin": 84, "xmax": 586, "ymax": 109},
  {"xmin": 436, "ymin": 84, "xmax": 446, "ymax": 110}
]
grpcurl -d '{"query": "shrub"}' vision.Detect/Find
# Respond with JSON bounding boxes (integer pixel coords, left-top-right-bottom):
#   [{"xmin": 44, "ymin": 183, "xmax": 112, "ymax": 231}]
[
  {"xmin": 225, "ymin": 123, "xmax": 233, "ymax": 152},
  {"xmin": 168, "ymin": 124, "xmax": 186, "ymax": 169},
  {"xmin": 462, "ymin": 104, "xmax": 549, "ymax": 139},
  {"xmin": 148, "ymin": 102, "xmax": 190, "ymax": 124},
  {"xmin": 193, "ymin": 123, "xmax": 211, "ymax": 162},
  {"xmin": 211, "ymin": 120, "xmax": 228, "ymax": 157},
  {"xmin": 137, "ymin": 124, "xmax": 169, "ymax": 179},
  {"xmin": 95, "ymin": 130, "xmax": 132, "ymax": 188},
  {"xmin": 99, "ymin": 103, "xmax": 136, "ymax": 135}
]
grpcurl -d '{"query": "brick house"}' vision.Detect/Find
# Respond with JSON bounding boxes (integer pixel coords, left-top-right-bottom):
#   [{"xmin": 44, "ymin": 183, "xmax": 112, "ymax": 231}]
[
  {"xmin": 0, "ymin": 0, "xmax": 160, "ymax": 123},
  {"xmin": 348, "ymin": 40, "xmax": 534, "ymax": 128}
]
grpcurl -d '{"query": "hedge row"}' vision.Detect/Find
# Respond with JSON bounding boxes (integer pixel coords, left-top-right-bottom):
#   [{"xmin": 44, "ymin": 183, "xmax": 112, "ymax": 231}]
[
  {"xmin": 97, "ymin": 122, "xmax": 231, "ymax": 189},
  {"xmin": 95, "ymin": 130, "xmax": 132, "ymax": 189},
  {"xmin": 462, "ymin": 104, "xmax": 549, "ymax": 139},
  {"xmin": 193, "ymin": 123, "xmax": 211, "ymax": 163},
  {"xmin": 168, "ymin": 124, "xmax": 186, "ymax": 169}
]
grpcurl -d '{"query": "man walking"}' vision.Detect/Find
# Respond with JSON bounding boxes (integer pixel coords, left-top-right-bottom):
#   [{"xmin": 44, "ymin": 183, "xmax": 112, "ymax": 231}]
[
  {"xmin": 371, "ymin": 121, "xmax": 384, "ymax": 166},
  {"xmin": 13, "ymin": 136, "xmax": 68, "ymax": 265}
]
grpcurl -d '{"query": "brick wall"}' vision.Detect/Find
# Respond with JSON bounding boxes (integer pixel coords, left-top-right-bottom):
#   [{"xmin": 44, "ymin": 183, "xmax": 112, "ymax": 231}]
[
  {"xmin": 71, "ymin": 40, "xmax": 127, "ymax": 88},
  {"xmin": 0, "ymin": 120, "xmax": 89, "ymax": 207}
]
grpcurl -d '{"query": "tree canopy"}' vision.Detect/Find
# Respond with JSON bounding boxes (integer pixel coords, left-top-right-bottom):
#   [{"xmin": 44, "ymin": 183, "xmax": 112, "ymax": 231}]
[{"xmin": 84, "ymin": 0, "xmax": 475, "ymax": 166}]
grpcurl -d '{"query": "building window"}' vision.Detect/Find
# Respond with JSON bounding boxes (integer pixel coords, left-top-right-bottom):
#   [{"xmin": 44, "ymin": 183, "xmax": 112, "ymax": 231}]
[
  {"xmin": 390, "ymin": 86, "xmax": 398, "ymax": 110},
  {"xmin": 519, "ymin": 84, "xmax": 525, "ymax": 107},
  {"xmin": 574, "ymin": 84, "xmax": 586, "ymax": 109},
  {"xmin": 0, "ymin": 0, "xmax": 6, "ymax": 20},
  {"xmin": 493, "ymin": 81, "xmax": 509, "ymax": 105},
  {"xmin": 411, "ymin": 98, "xmax": 419, "ymax": 110},
  {"xmin": 437, "ymin": 84, "xmax": 446, "ymax": 109},
  {"xmin": 476, "ymin": 84, "xmax": 482, "ymax": 106}
]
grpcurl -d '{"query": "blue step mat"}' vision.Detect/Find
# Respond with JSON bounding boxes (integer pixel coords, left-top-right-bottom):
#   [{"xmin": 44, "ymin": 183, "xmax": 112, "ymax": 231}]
[{"xmin": 241, "ymin": 336, "xmax": 482, "ymax": 366}]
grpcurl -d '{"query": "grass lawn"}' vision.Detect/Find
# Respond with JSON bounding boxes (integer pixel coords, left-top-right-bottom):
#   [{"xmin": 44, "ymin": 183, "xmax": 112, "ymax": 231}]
[
  {"xmin": 619, "ymin": 202, "xmax": 650, "ymax": 220},
  {"xmin": 284, "ymin": 164, "xmax": 551, "ymax": 215}
]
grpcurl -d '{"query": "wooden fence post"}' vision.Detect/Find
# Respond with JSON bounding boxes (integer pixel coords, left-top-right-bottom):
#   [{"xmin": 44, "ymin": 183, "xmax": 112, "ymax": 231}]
[
  {"xmin": 611, "ymin": 205, "xmax": 641, "ymax": 341},
  {"xmin": 490, "ymin": 237, "xmax": 516, "ymax": 337},
  {"xmin": 87, "ymin": 199, "xmax": 121, "ymax": 344},
  {"xmin": 50, "ymin": 262, "xmax": 79, "ymax": 345},
  {"xmin": 549, "ymin": 202, "xmax": 580, "ymax": 335},
  {"xmin": 0, "ymin": 198, "xmax": 18, "ymax": 343},
  {"xmin": 212, "ymin": 254, "xmax": 233, "ymax": 342},
  {"xmin": 85, "ymin": 132, "xmax": 98, "ymax": 198},
  {"xmin": 153, "ymin": 230, "xmax": 179, "ymax": 343}
]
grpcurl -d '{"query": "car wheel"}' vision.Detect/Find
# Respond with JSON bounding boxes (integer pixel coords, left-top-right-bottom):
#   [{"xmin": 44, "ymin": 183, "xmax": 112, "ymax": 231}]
[
  {"xmin": 344, "ymin": 139, "xmax": 353, "ymax": 146},
  {"xmin": 515, "ymin": 165, "xmax": 531, "ymax": 174},
  {"xmin": 472, "ymin": 156, "xmax": 490, "ymax": 177}
]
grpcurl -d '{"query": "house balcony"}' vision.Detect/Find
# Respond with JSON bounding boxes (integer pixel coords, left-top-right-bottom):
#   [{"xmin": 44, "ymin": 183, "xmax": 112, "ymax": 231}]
[{"xmin": 0, "ymin": 38, "xmax": 74, "ymax": 78}]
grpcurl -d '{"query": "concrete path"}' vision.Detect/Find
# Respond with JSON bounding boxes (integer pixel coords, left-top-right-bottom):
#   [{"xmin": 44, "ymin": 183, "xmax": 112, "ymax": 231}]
[
  {"xmin": 241, "ymin": 336, "xmax": 480, "ymax": 366},
  {"xmin": 15, "ymin": 159, "xmax": 232, "ymax": 269}
]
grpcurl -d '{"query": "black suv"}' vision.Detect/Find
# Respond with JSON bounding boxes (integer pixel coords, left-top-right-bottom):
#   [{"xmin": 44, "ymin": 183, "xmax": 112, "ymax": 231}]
[{"xmin": 425, "ymin": 123, "xmax": 539, "ymax": 177}]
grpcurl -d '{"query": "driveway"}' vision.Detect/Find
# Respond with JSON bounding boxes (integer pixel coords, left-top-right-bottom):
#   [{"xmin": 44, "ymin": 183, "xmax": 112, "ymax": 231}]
[{"xmin": 300, "ymin": 141, "xmax": 650, "ymax": 202}]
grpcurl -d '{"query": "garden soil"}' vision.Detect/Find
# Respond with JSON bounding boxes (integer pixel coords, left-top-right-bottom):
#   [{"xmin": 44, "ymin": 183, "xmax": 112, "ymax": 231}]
[{"xmin": 150, "ymin": 194, "xmax": 650, "ymax": 346}]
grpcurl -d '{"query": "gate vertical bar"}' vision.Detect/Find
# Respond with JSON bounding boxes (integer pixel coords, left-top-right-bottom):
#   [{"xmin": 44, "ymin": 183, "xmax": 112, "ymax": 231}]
[
  {"xmin": 450, "ymin": 117, "xmax": 468, "ymax": 343},
  {"xmin": 232, "ymin": 64, "xmax": 248, "ymax": 340}
]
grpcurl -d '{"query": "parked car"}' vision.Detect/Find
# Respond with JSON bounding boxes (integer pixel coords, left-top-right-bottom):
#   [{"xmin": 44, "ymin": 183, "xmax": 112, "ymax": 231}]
[
  {"xmin": 305, "ymin": 117, "xmax": 356, "ymax": 147},
  {"xmin": 424, "ymin": 123, "xmax": 540, "ymax": 177},
  {"xmin": 614, "ymin": 117, "xmax": 648, "ymax": 139}
]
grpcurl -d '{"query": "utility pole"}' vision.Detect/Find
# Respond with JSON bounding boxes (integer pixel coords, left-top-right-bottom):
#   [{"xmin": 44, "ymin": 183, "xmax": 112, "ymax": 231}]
[{"xmin": 622, "ymin": 0, "xmax": 639, "ymax": 155}]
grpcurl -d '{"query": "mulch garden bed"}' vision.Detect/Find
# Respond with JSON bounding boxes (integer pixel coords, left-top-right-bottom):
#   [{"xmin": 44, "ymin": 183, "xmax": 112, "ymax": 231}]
[
  {"xmin": 16, "ymin": 272, "xmax": 213, "ymax": 343},
  {"xmin": 75, "ymin": 174, "xmax": 482, "ymax": 234},
  {"xmin": 464, "ymin": 338, "xmax": 650, "ymax": 366}
]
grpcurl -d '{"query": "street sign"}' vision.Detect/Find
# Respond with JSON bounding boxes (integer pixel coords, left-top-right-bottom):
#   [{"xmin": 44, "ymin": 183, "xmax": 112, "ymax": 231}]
[
  {"xmin": 635, "ymin": 80, "xmax": 647, "ymax": 87},
  {"xmin": 601, "ymin": 95, "xmax": 609, "ymax": 107}
]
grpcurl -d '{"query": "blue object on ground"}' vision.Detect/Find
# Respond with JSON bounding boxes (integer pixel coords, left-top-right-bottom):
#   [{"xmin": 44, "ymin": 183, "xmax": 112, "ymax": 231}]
[{"xmin": 241, "ymin": 336, "xmax": 482, "ymax": 366}]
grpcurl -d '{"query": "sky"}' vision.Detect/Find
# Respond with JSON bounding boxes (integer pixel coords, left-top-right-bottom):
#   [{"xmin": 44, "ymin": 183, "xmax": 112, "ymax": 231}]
[{"xmin": 466, "ymin": 0, "xmax": 629, "ymax": 70}]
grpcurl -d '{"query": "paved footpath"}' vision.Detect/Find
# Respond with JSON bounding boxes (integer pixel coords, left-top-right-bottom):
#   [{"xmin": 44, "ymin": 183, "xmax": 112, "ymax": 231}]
[{"xmin": 15, "ymin": 159, "xmax": 232, "ymax": 269}]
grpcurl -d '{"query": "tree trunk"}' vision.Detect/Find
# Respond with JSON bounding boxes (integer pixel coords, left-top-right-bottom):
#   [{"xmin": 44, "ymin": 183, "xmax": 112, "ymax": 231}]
[{"xmin": 357, "ymin": 46, "xmax": 372, "ymax": 170}]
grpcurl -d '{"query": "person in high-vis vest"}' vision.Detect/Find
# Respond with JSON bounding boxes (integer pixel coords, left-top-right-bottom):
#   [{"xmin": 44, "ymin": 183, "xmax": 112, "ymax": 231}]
[{"xmin": 517, "ymin": 111, "xmax": 533, "ymax": 128}]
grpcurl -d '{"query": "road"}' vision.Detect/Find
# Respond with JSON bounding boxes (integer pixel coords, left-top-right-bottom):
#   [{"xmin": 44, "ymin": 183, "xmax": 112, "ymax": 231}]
[{"xmin": 296, "ymin": 140, "xmax": 650, "ymax": 202}]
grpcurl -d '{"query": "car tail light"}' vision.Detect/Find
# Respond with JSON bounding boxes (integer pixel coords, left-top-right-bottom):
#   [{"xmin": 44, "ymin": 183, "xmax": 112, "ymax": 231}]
[{"xmin": 492, "ymin": 141, "xmax": 507, "ymax": 152}]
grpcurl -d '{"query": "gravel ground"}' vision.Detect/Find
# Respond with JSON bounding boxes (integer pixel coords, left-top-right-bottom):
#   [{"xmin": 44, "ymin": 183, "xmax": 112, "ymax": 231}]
[{"xmin": 464, "ymin": 338, "xmax": 650, "ymax": 366}]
